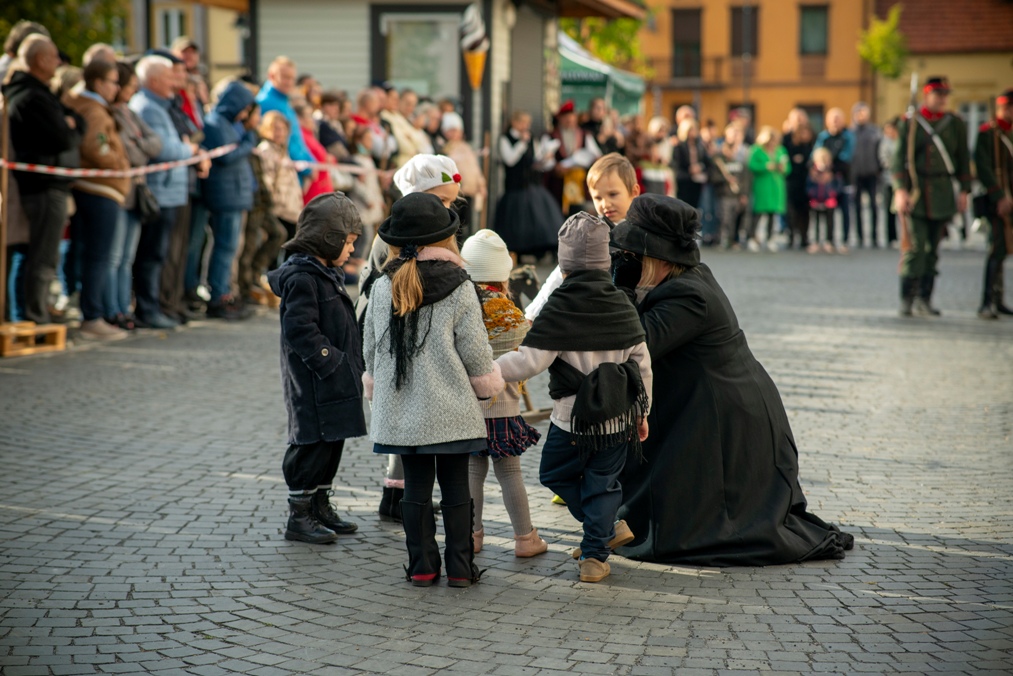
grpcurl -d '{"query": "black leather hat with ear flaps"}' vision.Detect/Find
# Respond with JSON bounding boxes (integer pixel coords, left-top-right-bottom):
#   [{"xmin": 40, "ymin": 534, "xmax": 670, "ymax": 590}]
[{"xmin": 282, "ymin": 192, "xmax": 364, "ymax": 260}]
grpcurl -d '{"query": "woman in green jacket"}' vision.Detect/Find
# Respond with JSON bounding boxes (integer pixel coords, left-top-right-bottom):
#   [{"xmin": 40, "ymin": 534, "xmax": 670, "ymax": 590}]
[{"xmin": 748, "ymin": 126, "xmax": 791, "ymax": 252}]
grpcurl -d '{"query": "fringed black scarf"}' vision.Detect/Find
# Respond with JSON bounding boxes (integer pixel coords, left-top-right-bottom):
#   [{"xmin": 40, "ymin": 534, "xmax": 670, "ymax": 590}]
[
  {"xmin": 382, "ymin": 256, "xmax": 471, "ymax": 389},
  {"xmin": 525, "ymin": 268, "xmax": 648, "ymax": 459},
  {"xmin": 548, "ymin": 357, "xmax": 649, "ymax": 462}
]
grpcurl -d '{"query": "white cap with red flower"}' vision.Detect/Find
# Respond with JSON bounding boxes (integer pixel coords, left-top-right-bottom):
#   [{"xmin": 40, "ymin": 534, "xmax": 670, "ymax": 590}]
[{"xmin": 393, "ymin": 154, "xmax": 462, "ymax": 197}]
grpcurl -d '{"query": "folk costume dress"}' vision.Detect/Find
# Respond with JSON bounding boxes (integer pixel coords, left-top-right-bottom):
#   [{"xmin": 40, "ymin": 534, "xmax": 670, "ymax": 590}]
[
  {"xmin": 611, "ymin": 195, "xmax": 854, "ymax": 566},
  {"xmin": 493, "ymin": 128, "xmax": 564, "ymax": 256}
]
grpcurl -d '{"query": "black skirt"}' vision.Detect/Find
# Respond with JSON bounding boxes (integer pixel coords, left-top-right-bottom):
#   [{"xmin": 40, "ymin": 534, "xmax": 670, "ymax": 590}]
[{"xmin": 493, "ymin": 185, "xmax": 564, "ymax": 256}]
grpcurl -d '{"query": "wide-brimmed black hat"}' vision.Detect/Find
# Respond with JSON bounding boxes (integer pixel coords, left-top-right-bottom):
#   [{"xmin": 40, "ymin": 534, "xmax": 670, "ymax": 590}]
[
  {"xmin": 282, "ymin": 192, "xmax": 363, "ymax": 260},
  {"xmin": 611, "ymin": 194, "xmax": 701, "ymax": 268},
  {"xmin": 378, "ymin": 192, "xmax": 460, "ymax": 247}
]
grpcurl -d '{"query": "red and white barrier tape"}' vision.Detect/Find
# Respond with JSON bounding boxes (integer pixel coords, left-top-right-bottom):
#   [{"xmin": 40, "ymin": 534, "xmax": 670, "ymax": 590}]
[{"xmin": 0, "ymin": 143, "xmax": 237, "ymax": 178}]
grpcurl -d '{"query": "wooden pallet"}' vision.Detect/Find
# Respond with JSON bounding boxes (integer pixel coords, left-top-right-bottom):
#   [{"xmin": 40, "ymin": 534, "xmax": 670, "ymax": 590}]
[{"xmin": 0, "ymin": 321, "xmax": 67, "ymax": 357}]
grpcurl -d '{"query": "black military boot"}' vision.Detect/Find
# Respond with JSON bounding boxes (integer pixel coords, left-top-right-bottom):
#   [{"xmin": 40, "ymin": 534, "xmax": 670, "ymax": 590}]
[
  {"xmin": 912, "ymin": 276, "xmax": 941, "ymax": 316},
  {"xmin": 378, "ymin": 486, "xmax": 403, "ymax": 522},
  {"xmin": 285, "ymin": 494, "xmax": 338, "ymax": 544},
  {"xmin": 311, "ymin": 489, "xmax": 358, "ymax": 534},
  {"xmin": 995, "ymin": 266, "xmax": 1013, "ymax": 315},
  {"xmin": 979, "ymin": 258, "xmax": 999, "ymax": 319},
  {"xmin": 400, "ymin": 499, "xmax": 441, "ymax": 586},
  {"xmin": 899, "ymin": 277, "xmax": 916, "ymax": 317},
  {"xmin": 442, "ymin": 500, "xmax": 482, "ymax": 588}
]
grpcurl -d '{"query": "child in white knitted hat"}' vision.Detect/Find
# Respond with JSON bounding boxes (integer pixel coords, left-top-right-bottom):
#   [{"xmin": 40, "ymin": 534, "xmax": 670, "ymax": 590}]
[
  {"xmin": 461, "ymin": 230, "xmax": 548, "ymax": 559},
  {"xmin": 357, "ymin": 154, "xmax": 464, "ymax": 522}
]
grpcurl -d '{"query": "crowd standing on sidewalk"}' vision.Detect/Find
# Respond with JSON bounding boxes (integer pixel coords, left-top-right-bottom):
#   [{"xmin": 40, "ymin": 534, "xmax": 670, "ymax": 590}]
[{"xmin": 1, "ymin": 20, "xmax": 1010, "ymax": 585}]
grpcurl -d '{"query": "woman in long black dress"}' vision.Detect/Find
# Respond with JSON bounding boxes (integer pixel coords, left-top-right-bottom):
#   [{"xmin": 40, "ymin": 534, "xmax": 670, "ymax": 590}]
[
  {"xmin": 493, "ymin": 110, "xmax": 564, "ymax": 258},
  {"xmin": 609, "ymin": 194, "xmax": 853, "ymax": 566}
]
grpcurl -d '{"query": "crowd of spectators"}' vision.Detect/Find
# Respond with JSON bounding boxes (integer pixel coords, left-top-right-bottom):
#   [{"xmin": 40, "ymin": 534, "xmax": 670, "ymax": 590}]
[
  {"xmin": 0, "ymin": 22, "xmax": 490, "ymax": 339},
  {"xmin": 561, "ymin": 101, "xmax": 903, "ymax": 255},
  {"xmin": 0, "ymin": 20, "xmax": 937, "ymax": 340}
]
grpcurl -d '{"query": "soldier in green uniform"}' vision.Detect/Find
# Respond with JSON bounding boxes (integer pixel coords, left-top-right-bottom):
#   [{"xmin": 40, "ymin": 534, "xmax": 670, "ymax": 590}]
[
  {"xmin": 892, "ymin": 77, "xmax": 972, "ymax": 316},
  {"xmin": 974, "ymin": 88, "xmax": 1013, "ymax": 319}
]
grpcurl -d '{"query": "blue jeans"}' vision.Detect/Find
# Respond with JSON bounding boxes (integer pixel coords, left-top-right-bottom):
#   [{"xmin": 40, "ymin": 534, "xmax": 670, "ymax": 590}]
[
  {"xmin": 107, "ymin": 209, "xmax": 141, "ymax": 316},
  {"xmin": 133, "ymin": 205, "xmax": 177, "ymax": 321},
  {"xmin": 71, "ymin": 190, "xmax": 122, "ymax": 322},
  {"xmin": 185, "ymin": 199, "xmax": 210, "ymax": 293},
  {"xmin": 539, "ymin": 424, "xmax": 627, "ymax": 562},
  {"xmin": 207, "ymin": 210, "xmax": 243, "ymax": 301}
]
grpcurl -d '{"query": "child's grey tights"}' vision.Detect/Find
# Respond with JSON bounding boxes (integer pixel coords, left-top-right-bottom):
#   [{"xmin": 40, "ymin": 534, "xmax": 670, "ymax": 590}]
[{"xmin": 468, "ymin": 455, "xmax": 533, "ymax": 535}]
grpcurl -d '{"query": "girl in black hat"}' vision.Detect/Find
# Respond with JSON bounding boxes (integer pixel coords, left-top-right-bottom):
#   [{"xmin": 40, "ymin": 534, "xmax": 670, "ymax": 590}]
[
  {"xmin": 362, "ymin": 192, "xmax": 505, "ymax": 587},
  {"xmin": 609, "ymin": 194, "xmax": 854, "ymax": 567}
]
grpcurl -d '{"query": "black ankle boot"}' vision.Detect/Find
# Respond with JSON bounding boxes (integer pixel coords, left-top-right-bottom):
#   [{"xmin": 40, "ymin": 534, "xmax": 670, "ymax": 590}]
[
  {"xmin": 311, "ymin": 489, "xmax": 358, "ymax": 534},
  {"xmin": 400, "ymin": 499, "xmax": 441, "ymax": 586},
  {"xmin": 285, "ymin": 495, "xmax": 338, "ymax": 544},
  {"xmin": 442, "ymin": 500, "xmax": 481, "ymax": 588},
  {"xmin": 378, "ymin": 486, "xmax": 403, "ymax": 522}
]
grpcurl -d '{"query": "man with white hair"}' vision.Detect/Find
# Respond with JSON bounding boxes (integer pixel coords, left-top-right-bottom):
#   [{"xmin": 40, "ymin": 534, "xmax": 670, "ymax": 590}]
[
  {"xmin": 256, "ymin": 56, "xmax": 313, "ymax": 170},
  {"xmin": 0, "ymin": 20, "xmax": 49, "ymax": 82},
  {"xmin": 82, "ymin": 42, "xmax": 115, "ymax": 66},
  {"xmin": 128, "ymin": 55, "xmax": 198, "ymax": 329},
  {"xmin": 1, "ymin": 34, "xmax": 82, "ymax": 324}
]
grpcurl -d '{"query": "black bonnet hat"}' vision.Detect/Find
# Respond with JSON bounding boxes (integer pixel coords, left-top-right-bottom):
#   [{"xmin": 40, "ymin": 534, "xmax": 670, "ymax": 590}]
[
  {"xmin": 378, "ymin": 192, "xmax": 461, "ymax": 247},
  {"xmin": 611, "ymin": 194, "xmax": 701, "ymax": 267},
  {"xmin": 282, "ymin": 192, "xmax": 363, "ymax": 260}
]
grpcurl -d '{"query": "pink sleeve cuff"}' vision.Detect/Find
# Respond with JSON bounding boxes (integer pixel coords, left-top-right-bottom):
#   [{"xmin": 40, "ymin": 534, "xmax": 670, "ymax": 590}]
[
  {"xmin": 362, "ymin": 372, "xmax": 374, "ymax": 401},
  {"xmin": 470, "ymin": 361, "xmax": 505, "ymax": 400}
]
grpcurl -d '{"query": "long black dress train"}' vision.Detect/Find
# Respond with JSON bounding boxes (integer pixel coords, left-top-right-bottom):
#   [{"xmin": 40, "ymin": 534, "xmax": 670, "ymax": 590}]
[{"xmin": 617, "ymin": 263, "xmax": 853, "ymax": 566}]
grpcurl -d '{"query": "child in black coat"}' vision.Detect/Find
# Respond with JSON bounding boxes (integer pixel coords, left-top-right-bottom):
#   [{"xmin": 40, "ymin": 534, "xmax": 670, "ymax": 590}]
[{"xmin": 266, "ymin": 193, "xmax": 366, "ymax": 544}]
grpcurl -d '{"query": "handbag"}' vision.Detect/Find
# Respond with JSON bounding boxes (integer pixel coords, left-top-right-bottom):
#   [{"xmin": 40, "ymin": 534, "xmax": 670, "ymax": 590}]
[{"xmin": 133, "ymin": 183, "xmax": 160, "ymax": 225}]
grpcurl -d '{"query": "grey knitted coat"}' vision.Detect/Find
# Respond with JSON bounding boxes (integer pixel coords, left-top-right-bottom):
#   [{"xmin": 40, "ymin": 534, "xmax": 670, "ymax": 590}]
[{"xmin": 362, "ymin": 248, "xmax": 505, "ymax": 447}]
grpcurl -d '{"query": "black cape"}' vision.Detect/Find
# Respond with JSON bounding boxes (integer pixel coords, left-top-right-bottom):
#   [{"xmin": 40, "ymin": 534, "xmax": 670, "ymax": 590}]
[{"xmin": 617, "ymin": 263, "xmax": 853, "ymax": 566}]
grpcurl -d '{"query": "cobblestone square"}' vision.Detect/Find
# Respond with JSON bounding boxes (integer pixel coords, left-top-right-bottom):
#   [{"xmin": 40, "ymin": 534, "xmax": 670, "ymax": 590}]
[{"xmin": 1, "ymin": 247, "xmax": 1011, "ymax": 675}]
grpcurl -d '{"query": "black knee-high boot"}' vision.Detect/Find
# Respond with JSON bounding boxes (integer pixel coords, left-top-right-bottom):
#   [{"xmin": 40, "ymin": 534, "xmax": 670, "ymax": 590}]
[
  {"xmin": 400, "ymin": 499, "xmax": 441, "ymax": 586},
  {"xmin": 441, "ymin": 500, "xmax": 481, "ymax": 588}
]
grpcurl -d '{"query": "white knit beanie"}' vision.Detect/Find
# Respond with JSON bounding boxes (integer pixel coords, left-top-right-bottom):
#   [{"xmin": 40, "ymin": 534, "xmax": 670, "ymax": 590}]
[
  {"xmin": 462, "ymin": 229, "xmax": 513, "ymax": 283},
  {"xmin": 393, "ymin": 154, "xmax": 461, "ymax": 196}
]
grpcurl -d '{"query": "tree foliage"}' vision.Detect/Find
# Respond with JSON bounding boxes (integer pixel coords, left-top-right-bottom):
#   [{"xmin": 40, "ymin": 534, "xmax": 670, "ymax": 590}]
[
  {"xmin": 560, "ymin": 17, "xmax": 649, "ymax": 76},
  {"xmin": 0, "ymin": 0, "xmax": 128, "ymax": 66},
  {"xmin": 857, "ymin": 4, "xmax": 908, "ymax": 80}
]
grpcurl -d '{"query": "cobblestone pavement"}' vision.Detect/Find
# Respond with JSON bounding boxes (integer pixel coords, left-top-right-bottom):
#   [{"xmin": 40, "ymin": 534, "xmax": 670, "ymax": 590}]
[{"xmin": 1, "ymin": 246, "xmax": 1011, "ymax": 676}]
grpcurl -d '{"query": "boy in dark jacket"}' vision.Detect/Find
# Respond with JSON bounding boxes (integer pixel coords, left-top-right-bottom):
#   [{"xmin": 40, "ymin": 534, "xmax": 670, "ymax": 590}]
[
  {"xmin": 201, "ymin": 80, "xmax": 259, "ymax": 319},
  {"xmin": 267, "ymin": 193, "xmax": 365, "ymax": 544}
]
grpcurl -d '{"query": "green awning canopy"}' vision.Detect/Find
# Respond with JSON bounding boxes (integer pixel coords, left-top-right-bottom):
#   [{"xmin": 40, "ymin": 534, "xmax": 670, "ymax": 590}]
[{"xmin": 559, "ymin": 32, "xmax": 645, "ymax": 116}]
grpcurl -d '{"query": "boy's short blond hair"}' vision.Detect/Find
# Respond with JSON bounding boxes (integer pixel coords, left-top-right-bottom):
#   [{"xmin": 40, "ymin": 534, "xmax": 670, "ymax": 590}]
[{"xmin": 587, "ymin": 152, "xmax": 637, "ymax": 195}]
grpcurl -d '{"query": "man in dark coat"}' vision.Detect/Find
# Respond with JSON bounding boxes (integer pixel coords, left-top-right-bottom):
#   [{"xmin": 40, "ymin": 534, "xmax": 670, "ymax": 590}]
[
  {"xmin": 892, "ymin": 76, "xmax": 972, "ymax": 317},
  {"xmin": 3, "ymin": 35, "xmax": 82, "ymax": 324},
  {"xmin": 267, "ymin": 193, "xmax": 366, "ymax": 544},
  {"xmin": 974, "ymin": 88, "xmax": 1013, "ymax": 319},
  {"xmin": 609, "ymin": 194, "xmax": 854, "ymax": 566}
]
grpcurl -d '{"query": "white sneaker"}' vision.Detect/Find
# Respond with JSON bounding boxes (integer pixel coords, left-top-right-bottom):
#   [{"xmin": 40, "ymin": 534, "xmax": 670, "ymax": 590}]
[
  {"xmin": 80, "ymin": 319, "xmax": 127, "ymax": 341},
  {"xmin": 767, "ymin": 240, "xmax": 779, "ymax": 253},
  {"xmin": 747, "ymin": 239, "xmax": 761, "ymax": 252}
]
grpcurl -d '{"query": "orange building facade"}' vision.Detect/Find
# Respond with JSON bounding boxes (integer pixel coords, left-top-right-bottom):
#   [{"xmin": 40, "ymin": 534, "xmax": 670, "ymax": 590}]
[{"xmin": 639, "ymin": 0, "xmax": 874, "ymax": 132}]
